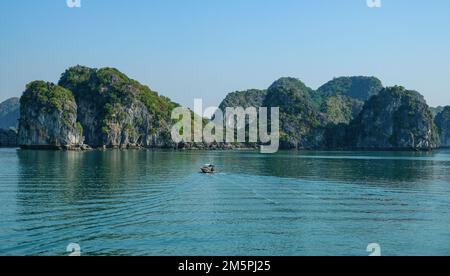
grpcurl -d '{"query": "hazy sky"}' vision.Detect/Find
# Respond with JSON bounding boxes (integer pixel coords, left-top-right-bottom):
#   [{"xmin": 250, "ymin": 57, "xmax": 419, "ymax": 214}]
[{"xmin": 1, "ymin": 0, "xmax": 449, "ymax": 108}]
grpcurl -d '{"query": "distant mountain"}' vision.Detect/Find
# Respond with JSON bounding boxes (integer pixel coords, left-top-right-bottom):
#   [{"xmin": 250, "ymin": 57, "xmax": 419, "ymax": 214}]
[{"xmin": 0, "ymin": 97, "xmax": 20, "ymax": 129}]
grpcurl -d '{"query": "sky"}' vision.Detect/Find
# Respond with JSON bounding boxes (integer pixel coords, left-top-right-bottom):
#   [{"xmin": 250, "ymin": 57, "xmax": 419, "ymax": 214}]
[{"xmin": 1, "ymin": 0, "xmax": 449, "ymax": 109}]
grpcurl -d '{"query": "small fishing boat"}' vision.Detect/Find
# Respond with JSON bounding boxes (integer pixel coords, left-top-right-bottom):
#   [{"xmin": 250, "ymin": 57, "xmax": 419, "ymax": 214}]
[{"xmin": 201, "ymin": 164, "xmax": 215, "ymax": 174}]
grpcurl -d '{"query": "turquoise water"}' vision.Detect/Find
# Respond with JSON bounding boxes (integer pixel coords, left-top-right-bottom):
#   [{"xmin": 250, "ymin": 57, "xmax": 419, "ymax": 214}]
[{"xmin": 1, "ymin": 148, "xmax": 450, "ymax": 256}]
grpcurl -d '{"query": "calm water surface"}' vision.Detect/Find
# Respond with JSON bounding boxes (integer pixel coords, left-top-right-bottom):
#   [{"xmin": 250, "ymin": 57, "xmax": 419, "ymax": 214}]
[{"xmin": 1, "ymin": 148, "xmax": 450, "ymax": 256}]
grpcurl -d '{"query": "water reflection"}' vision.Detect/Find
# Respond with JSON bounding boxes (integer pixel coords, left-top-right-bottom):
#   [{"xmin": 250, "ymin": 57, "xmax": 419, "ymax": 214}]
[
  {"xmin": 219, "ymin": 151, "xmax": 449, "ymax": 188},
  {"xmin": 16, "ymin": 150, "xmax": 205, "ymax": 202},
  {"xmin": 2, "ymin": 149, "xmax": 450, "ymax": 255}
]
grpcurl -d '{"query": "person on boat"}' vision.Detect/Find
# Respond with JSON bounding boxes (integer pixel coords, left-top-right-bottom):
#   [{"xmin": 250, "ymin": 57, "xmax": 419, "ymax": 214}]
[{"xmin": 201, "ymin": 164, "xmax": 215, "ymax": 174}]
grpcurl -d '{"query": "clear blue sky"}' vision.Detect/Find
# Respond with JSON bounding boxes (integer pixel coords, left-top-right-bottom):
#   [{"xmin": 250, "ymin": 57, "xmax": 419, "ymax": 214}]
[{"xmin": 1, "ymin": 0, "xmax": 449, "ymax": 108}]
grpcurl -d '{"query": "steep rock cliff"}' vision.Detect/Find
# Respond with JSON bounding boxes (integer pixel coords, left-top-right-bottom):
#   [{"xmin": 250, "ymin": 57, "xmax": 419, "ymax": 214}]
[
  {"xmin": 350, "ymin": 86, "xmax": 439, "ymax": 150},
  {"xmin": 317, "ymin": 76, "xmax": 383, "ymax": 124},
  {"xmin": 263, "ymin": 78, "xmax": 328, "ymax": 149},
  {"xmin": 18, "ymin": 81, "xmax": 84, "ymax": 149},
  {"xmin": 58, "ymin": 66, "xmax": 178, "ymax": 148}
]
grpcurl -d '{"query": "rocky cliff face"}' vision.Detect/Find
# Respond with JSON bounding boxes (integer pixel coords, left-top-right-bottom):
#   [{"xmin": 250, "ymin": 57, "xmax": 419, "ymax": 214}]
[
  {"xmin": 57, "ymin": 66, "xmax": 177, "ymax": 149},
  {"xmin": 435, "ymin": 106, "xmax": 450, "ymax": 147},
  {"xmin": 18, "ymin": 81, "xmax": 85, "ymax": 149},
  {"xmin": 317, "ymin": 76, "xmax": 383, "ymax": 101},
  {"xmin": 18, "ymin": 68, "xmax": 442, "ymax": 152},
  {"xmin": 317, "ymin": 76, "xmax": 383, "ymax": 125},
  {"xmin": 18, "ymin": 66, "xmax": 184, "ymax": 150},
  {"xmin": 218, "ymin": 76, "xmax": 439, "ymax": 151},
  {"xmin": 350, "ymin": 86, "xmax": 439, "ymax": 150},
  {"xmin": 218, "ymin": 78, "xmax": 329, "ymax": 149},
  {"xmin": 263, "ymin": 78, "xmax": 328, "ymax": 149},
  {"xmin": 217, "ymin": 76, "xmax": 384, "ymax": 149},
  {"xmin": 320, "ymin": 95, "xmax": 364, "ymax": 125},
  {"xmin": 0, "ymin": 129, "xmax": 17, "ymax": 147}
]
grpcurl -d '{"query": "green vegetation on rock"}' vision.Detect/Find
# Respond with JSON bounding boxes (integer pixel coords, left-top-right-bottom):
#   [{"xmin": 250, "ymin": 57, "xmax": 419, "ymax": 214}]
[
  {"xmin": 21, "ymin": 81, "xmax": 76, "ymax": 113},
  {"xmin": 218, "ymin": 76, "xmax": 439, "ymax": 151},
  {"xmin": 317, "ymin": 76, "xmax": 383, "ymax": 125},
  {"xmin": 58, "ymin": 65, "xmax": 179, "ymax": 148},
  {"xmin": 18, "ymin": 81, "xmax": 84, "ymax": 148},
  {"xmin": 350, "ymin": 86, "xmax": 439, "ymax": 150},
  {"xmin": 317, "ymin": 76, "xmax": 383, "ymax": 101},
  {"xmin": 17, "ymin": 67, "xmax": 443, "ymax": 151},
  {"xmin": 218, "ymin": 89, "xmax": 267, "ymax": 112},
  {"xmin": 321, "ymin": 95, "xmax": 363, "ymax": 125},
  {"xmin": 263, "ymin": 78, "xmax": 326, "ymax": 149}
]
